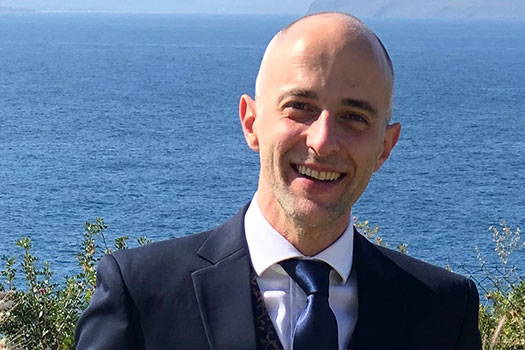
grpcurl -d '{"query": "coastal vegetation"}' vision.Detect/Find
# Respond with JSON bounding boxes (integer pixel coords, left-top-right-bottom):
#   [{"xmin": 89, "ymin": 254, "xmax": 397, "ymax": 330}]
[{"xmin": 0, "ymin": 219, "xmax": 523, "ymax": 350}]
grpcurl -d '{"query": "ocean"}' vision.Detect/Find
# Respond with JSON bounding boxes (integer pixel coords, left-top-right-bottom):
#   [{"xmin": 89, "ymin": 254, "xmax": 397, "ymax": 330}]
[{"xmin": 0, "ymin": 13, "xmax": 523, "ymax": 283}]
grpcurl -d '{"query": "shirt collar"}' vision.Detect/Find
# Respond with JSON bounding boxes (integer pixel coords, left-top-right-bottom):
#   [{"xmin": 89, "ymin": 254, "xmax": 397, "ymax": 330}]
[{"xmin": 244, "ymin": 192, "xmax": 354, "ymax": 284}]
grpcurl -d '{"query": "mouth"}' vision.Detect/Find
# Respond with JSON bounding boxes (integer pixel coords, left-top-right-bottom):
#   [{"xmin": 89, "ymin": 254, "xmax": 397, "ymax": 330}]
[{"xmin": 293, "ymin": 164, "xmax": 344, "ymax": 182}]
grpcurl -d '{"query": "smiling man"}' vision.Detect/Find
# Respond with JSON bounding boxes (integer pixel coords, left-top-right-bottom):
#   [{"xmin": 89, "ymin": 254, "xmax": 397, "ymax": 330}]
[{"xmin": 76, "ymin": 12, "xmax": 482, "ymax": 350}]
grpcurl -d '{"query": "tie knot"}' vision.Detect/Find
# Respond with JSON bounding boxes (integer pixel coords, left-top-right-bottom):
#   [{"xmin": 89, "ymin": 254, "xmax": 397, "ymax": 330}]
[{"xmin": 280, "ymin": 259, "xmax": 332, "ymax": 295}]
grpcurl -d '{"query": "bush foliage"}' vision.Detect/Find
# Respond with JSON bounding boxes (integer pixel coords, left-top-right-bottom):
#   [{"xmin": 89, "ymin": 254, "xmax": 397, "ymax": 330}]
[
  {"xmin": 0, "ymin": 219, "xmax": 148, "ymax": 350},
  {"xmin": 476, "ymin": 220, "xmax": 524, "ymax": 350},
  {"xmin": 0, "ymin": 218, "xmax": 523, "ymax": 349}
]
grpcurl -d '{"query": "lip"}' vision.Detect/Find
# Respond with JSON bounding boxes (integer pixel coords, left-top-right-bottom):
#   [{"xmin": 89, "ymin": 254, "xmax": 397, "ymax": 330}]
[{"xmin": 295, "ymin": 162, "xmax": 343, "ymax": 174}]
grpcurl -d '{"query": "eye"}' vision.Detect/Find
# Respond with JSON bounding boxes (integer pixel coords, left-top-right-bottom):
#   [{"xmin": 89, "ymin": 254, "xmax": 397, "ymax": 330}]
[
  {"xmin": 341, "ymin": 113, "xmax": 369, "ymax": 124},
  {"xmin": 285, "ymin": 102, "xmax": 312, "ymax": 111},
  {"xmin": 282, "ymin": 101, "xmax": 318, "ymax": 122}
]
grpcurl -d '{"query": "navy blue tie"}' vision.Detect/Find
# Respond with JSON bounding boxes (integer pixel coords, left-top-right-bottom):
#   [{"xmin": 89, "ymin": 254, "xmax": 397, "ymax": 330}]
[{"xmin": 280, "ymin": 259, "xmax": 338, "ymax": 350}]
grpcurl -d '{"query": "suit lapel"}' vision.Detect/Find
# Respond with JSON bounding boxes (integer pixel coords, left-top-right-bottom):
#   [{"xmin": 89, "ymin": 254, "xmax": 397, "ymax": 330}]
[
  {"xmin": 191, "ymin": 206, "xmax": 257, "ymax": 350},
  {"xmin": 351, "ymin": 230, "xmax": 408, "ymax": 350}
]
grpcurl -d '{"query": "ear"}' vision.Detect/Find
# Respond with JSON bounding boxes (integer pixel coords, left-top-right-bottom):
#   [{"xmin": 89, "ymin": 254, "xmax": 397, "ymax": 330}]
[
  {"xmin": 239, "ymin": 94, "xmax": 259, "ymax": 152},
  {"xmin": 374, "ymin": 122, "xmax": 401, "ymax": 172}
]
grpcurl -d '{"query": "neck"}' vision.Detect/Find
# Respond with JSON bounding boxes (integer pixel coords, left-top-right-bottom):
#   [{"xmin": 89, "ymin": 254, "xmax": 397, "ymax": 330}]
[
  {"xmin": 257, "ymin": 197, "xmax": 351, "ymax": 256},
  {"xmin": 279, "ymin": 217, "xmax": 349, "ymax": 256}
]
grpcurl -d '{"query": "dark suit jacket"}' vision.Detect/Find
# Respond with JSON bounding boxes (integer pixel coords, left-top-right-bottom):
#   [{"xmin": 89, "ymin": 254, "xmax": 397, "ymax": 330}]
[{"xmin": 75, "ymin": 206, "xmax": 481, "ymax": 350}]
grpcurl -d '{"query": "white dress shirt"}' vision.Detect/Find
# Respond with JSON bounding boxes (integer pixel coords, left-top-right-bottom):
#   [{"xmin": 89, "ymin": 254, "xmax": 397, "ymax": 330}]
[{"xmin": 244, "ymin": 193, "xmax": 358, "ymax": 350}]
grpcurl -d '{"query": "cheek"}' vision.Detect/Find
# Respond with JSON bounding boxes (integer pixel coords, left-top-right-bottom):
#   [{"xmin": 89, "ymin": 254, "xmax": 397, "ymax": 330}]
[
  {"xmin": 270, "ymin": 122, "xmax": 305, "ymax": 151},
  {"xmin": 345, "ymin": 134, "xmax": 384, "ymax": 166}
]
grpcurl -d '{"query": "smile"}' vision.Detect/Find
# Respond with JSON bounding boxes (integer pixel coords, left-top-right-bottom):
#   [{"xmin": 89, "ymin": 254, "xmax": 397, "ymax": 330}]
[{"xmin": 295, "ymin": 165, "xmax": 342, "ymax": 181}]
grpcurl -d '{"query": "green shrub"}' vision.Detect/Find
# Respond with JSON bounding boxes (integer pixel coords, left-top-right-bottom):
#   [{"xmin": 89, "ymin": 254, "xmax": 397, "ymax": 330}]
[
  {"xmin": 477, "ymin": 219, "xmax": 525, "ymax": 350},
  {"xmin": 0, "ymin": 218, "xmax": 148, "ymax": 350}
]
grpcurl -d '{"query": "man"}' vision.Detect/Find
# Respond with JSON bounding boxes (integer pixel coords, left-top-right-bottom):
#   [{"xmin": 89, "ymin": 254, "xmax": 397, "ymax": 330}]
[{"xmin": 75, "ymin": 12, "xmax": 481, "ymax": 350}]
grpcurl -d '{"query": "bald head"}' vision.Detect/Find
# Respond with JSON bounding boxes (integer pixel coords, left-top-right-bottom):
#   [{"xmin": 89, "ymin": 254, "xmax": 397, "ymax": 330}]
[
  {"xmin": 255, "ymin": 12, "xmax": 394, "ymax": 119},
  {"xmin": 277, "ymin": 13, "xmax": 393, "ymax": 77}
]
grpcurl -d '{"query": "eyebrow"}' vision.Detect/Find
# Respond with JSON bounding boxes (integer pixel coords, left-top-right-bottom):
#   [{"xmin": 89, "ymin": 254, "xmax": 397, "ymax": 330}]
[
  {"xmin": 277, "ymin": 89, "xmax": 318, "ymax": 105},
  {"xmin": 277, "ymin": 88, "xmax": 378, "ymax": 118},
  {"xmin": 342, "ymin": 98, "xmax": 378, "ymax": 118}
]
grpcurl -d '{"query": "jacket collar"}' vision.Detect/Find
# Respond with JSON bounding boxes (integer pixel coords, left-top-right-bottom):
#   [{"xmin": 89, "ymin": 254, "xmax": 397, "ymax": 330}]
[{"xmin": 191, "ymin": 204, "xmax": 257, "ymax": 350}]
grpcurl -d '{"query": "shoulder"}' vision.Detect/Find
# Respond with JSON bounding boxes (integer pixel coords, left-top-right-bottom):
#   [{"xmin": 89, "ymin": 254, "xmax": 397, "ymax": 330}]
[
  {"xmin": 374, "ymin": 242, "xmax": 481, "ymax": 347},
  {"xmin": 112, "ymin": 229, "xmax": 212, "ymax": 266},
  {"xmin": 76, "ymin": 230, "xmax": 224, "ymax": 349},
  {"xmin": 100, "ymin": 204, "xmax": 249, "ymax": 288},
  {"xmin": 373, "ymin": 240, "xmax": 480, "ymax": 325},
  {"xmin": 354, "ymin": 231, "xmax": 477, "ymax": 300},
  {"xmin": 376, "ymin": 244, "xmax": 472, "ymax": 293},
  {"xmin": 96, "ymin": 230, "xmax": 213, "ymax": 291},
  {"xmin": 354, "ymin": 234, "xmax": 481, "ymax": 348}
]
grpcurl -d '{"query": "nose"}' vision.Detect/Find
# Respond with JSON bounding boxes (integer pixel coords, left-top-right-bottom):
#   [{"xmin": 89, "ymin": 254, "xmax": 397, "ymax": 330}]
[{"xmin": 305, "ymin": 110, "xmax": 340, "ymax": 157}]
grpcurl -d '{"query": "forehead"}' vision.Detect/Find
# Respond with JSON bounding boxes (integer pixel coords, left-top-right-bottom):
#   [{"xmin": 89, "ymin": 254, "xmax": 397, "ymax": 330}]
[
  {"xmin": 278, "ymin": 16, "xmax": 387, "ymax": 68},
  {"xmin": 288, "ymin": 33, "xmax": 386, "ymax": 76},
  {"xmin": 263, "ymin": 31, "xmax": 392, "ymax": 112}
]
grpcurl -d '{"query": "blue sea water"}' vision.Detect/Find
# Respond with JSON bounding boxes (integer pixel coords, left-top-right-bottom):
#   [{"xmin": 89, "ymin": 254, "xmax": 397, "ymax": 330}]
[{"xmin": 0, "ymin": 14, "xmax": 524, "ymax": 282}]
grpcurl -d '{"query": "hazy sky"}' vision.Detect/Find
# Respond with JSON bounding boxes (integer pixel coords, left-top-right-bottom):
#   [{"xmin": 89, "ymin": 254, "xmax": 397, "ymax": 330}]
[
  {"xmin": 1, "ymin": 0, "xmax": 524, "ymax": 18},
  {"xmin": 0, "ymin": 0, "xmax": 310, "ymax": 13}
]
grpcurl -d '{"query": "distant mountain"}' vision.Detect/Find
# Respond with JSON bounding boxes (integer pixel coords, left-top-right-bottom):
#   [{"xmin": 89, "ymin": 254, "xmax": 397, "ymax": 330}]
[
  {"xmin": 307, "ymin": 0, "xmax": 525, "ymax": 19},
  {"xmin": 0, "ymin": 5, "xmax": 35, "ymax": 12}
]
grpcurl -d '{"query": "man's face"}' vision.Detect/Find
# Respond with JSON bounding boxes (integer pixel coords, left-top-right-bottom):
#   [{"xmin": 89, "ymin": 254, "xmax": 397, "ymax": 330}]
[{"xmin": 240, "ymin": 28, "xmax": 400, "ymax": 231}]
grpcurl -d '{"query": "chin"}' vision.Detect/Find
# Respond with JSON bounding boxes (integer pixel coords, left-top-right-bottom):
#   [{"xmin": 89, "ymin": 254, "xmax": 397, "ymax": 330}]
[{"xmin": 285, "ymin": 200, "xmax": 348, "ymax": 227}]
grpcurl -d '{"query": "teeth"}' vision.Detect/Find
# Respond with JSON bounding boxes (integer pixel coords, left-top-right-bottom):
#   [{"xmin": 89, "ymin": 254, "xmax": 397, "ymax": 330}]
[{"xmin": 297, "ymin": 165, "xmax": 341, "ymax": 181}]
